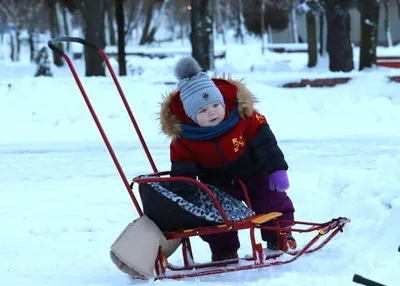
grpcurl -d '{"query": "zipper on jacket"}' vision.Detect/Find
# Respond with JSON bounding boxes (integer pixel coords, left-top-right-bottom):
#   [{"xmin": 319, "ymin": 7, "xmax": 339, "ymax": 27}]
[
  {"xmin": 213, "ymin": 139, "xmax": 227, "ymax": 166},
  {"xmin": 213, "ymin": 138, "xmax": 237, "ymax": 186}
]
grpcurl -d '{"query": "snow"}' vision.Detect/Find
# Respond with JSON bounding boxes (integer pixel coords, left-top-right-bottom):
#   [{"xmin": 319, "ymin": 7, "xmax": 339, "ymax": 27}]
[{"xmin": 1, "ymin": 36, "xmax": 400, "ymax": 286}]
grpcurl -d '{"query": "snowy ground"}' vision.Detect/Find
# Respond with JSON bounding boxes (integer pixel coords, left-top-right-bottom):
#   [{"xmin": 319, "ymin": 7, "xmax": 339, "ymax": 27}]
[{"xmin": 1, "ymin": 37, "xmax": 400, "ymax": 286}]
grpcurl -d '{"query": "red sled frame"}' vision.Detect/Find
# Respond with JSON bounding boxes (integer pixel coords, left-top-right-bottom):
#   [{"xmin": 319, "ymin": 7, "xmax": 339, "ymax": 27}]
[{"xmin": 48, "ymin": 37, "xmax": 351, "ymax": 280}]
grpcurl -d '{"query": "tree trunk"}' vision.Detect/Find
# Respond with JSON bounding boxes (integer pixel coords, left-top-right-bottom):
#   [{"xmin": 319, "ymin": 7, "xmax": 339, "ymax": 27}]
[
  {"xmin": 306, "ymin": 11, "xmax": 317, "ymax": 67},
  {"xmin": 9, "ymin": 32, "xmax": 15, "ymax": 61},
  {"xmin": 325, "ymin": 2, "xmax": 354, "ymax": 72},
  {"xmin": 397, "ymin": 0, "xmax": 400, "ymax": 19},
  {"xmin": 215, "ymin": 0, "xmax": 225, "ymax": 45},
  {"xmin": 15, "ymin": 25, "xmax": 21, "ymax": 62},
  {"xmin": 319, "ymin": 13, "xmax": 326, "ymax": 56},
  {"xmin": 62, "ymin": 4, "xmax": 70, "ymax": 52},
  {"xmin": 261, "ymin": 0, "xmax": 265, "ymax": 54},
  {"xmin": 47, "ymin": 0, "xmax": 63, "ymax": 66},
  {"xmin": 235, "ymin": 0, "xmax": 244, "ymax": 44},
  {"xmin": 106, "ymin": 0, "xmax": 116, "ymax": 45},
  {"xmin": 116, "ymin": 0, "xmax": 126, "ymax": 76},
  {"xmin": 267, "ymin": 25, "xmax": 273, "ymax": 44},
  {"xmin": 139, "ymin": 0, "xmax": 154, "ymax": 45},
  {"xmin": 359, "ymin": 0, "xmax": 380, "ymax": 70},
  {"xmin": 124, "ymin": 0, "xmax": 144, "ymax": 44},
  {"xmin": 383, "ymin": 0, "xmax": 392, "ymax": 47},
  {"xmin": 84, "ymin": 0, "xmax": 106, "ymax": 76},
  {"xmin": 190, "ymin": 0, "xmax": 214, "ymax": 71},
  {"xmin": 0, "ymin": 31, "xmax": 3, "ymax": 60},
  {"xmin": 291, "ymin": 2, "xmax": 299, "ymax": 43},
  {"xmin": 28, "ymin": 30, "xmax": 35, "ymax": 62}
]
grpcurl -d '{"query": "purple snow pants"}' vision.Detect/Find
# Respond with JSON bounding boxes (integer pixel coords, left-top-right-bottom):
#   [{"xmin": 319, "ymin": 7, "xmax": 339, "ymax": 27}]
[{"xmin": 200, "ymin": 171, "xmax": 295, "ymax": 253}]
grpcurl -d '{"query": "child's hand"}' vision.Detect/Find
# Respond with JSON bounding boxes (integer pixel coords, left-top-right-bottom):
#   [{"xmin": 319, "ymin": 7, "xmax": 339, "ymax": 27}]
[{"xmin": 268, "ymin": 170, "xmax": 290, "ymax": 192}]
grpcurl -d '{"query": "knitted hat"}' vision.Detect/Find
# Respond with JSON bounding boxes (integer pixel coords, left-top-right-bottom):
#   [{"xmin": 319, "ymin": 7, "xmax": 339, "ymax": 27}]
[{"xmin": 174, "ymin": 57, "xmax": 225, "ymax": 123}]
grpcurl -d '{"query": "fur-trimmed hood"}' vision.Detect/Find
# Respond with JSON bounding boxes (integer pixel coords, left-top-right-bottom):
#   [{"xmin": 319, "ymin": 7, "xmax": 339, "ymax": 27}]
[{"xmin": 160, "ymin": 78, "xmax": 256, "ymax": 139}]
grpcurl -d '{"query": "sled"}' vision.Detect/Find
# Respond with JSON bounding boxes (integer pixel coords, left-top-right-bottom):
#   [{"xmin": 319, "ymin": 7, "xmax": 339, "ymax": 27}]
[{"xmin": 48, "ymin": 37, "xmax": 351, "ymax": 280}]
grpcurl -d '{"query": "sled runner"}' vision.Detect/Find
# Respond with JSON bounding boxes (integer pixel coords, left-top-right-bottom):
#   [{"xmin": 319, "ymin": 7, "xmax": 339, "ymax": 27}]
[{"xmin": 48, "ymin": 37, "xmax": 350, "ymax": 280}]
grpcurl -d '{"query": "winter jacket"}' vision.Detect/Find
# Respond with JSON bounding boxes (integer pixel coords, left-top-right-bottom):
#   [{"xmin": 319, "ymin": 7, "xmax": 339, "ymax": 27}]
[{"xmin": 159, "ymin": 78, "xmax": 288, "ymax": 201}]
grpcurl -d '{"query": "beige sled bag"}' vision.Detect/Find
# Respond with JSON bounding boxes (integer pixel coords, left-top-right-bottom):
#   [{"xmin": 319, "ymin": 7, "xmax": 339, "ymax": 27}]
[{"xmin": 110, "ymin": 215, "xmax": 181, "ymax": 279}]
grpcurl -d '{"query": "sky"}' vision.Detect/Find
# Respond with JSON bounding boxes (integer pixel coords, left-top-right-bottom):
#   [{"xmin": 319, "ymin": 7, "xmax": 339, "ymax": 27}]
[{"xmin": 1, "ymin": 33, "xmax": 400, "ymax": 286}]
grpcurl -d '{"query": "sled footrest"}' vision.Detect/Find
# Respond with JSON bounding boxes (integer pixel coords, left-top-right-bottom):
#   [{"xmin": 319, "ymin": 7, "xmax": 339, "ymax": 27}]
[{"xmin": 251, "ymin": 212, "xmax": 282, "ymax": 225}]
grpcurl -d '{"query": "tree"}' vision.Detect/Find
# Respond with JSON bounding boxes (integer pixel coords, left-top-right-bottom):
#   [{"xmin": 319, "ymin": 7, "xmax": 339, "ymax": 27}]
[
  {"xmin": 0, "ymin": 12, "xmax": 4, "ymax": 60},
  {"xmin": 243, "ymin": 0, "xmax": 291, "ymax": 36},
  {"xmin": 27, "ymin": 1, "xmax": 45, "ymax": 62},
  {"xmin": 298, "ymin": 0, "xmax": 356, "ymax": 71},
  {"xmin": 46, "ymin": 0, "xmax": 64, "ymax": 66},
  {"xmin": 34, "ymin": 47, "xmax": 53, "ymax": 77},
  {"xmin": 382, "ymin": 0, "xmax": 393, "ymax": 47},
  {"xmin": 82, "ymin": 0, "xmax": 106, "ymax": 76},
  {"xmin": 319, "ymin": 13, "xmax": 326, "ymax": 55},
  {"xmin": 0, "ymin": 0, "xmax": 45, "ymax": 62},
  {"xmin": 123, "ymin": 0, "xmax": 144, "ymax": 43},
  {"xmin": 324, "ymin": 0, "xmax": 355, "ymax": 72},
  {"xmin": 214, "ymin": 0, "xmax": 226, "ymax": 45},
  {"xmin": 397, "ymin": 0, "xmax": 400, "ymax": 20},
  {"xmin": 139, "ymin": 0, "xmax": 168, "ymax": 45},
  {"xmin": 297, "ymin": 1, "xmax": 323, "ymax": 67},
  {"xmin": 234, "ymin": 0, "xmax": 244, "ymax": 44},
  {"xmin": 116, "ymin": 0, "xmax": 126, "ymax": 75},
  {"xmin": 0, "ymin": 2, "xmax": 19, "ymax": 61},
  {"xmin": 190, "ymin": 0, "xmax": 214, "ymax": 71},
  {"xmin": 60, "ymin": 3, "xmax": 71, "ymax": 52},
  {"xmin": 290, "ymin": 0, "xmax": 299, "ymax": 43},
  {"xmin": 358, "ymin": 0, "xmax": 380, "ymax": 70},
  {"xmin": 306, "ymin": 10, "xmax": 317, "ymax": 67},
  {"xmin": 140, "ymin": 0, "xmax": 155, "ymax": 45},
  {"xmin": 105, "ymin": 0, "xmax": 116, "ymax": 46}
]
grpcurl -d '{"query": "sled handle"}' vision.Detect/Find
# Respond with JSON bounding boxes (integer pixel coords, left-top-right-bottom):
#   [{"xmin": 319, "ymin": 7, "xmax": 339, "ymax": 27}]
[
  {"xmin": 47, "ymin": 36, "xmax": 160, "ymax": 217},
  {"xmin": 48, "ymin": 36, "xmax": 98, "ymax": 56},
  {"xmin": 47, "ymin": 36, "xmax": 158, "ymax": 174}
]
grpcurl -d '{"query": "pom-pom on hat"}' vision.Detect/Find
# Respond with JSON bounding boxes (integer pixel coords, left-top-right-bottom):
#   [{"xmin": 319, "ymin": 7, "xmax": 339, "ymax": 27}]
[{"xmin": 174, "ymin": 57, "xmax": 225, "ymax": 124}]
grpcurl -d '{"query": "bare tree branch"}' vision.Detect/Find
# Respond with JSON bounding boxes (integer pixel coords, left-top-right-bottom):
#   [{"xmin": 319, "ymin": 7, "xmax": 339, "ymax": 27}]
[
  {"xmin": 0, "ymin": 0, "xmax": 19, "ymax": 21},
  {"xmin": 125, "ymin": 0, "xmax": 144, "ymax": 37}
]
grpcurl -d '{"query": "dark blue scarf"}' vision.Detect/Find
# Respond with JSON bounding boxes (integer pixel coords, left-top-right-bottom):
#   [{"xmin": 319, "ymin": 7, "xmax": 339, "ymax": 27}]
[{"xmin": 181, "ymin": 109, "xmax": 240, "ymax": 140}]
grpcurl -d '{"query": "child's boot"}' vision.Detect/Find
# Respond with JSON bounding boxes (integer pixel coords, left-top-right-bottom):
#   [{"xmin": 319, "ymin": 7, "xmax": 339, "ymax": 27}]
[
  {"xmin": 211, "ymin": 250, "xmax": 238, "ymax": 262},
  {"xmin": 286, "ymin": 234, "xmax": 297, "ymax": 250},
  {"xmin": 266, "ymin": 234, "xmax": 297, "ymax": 251}
]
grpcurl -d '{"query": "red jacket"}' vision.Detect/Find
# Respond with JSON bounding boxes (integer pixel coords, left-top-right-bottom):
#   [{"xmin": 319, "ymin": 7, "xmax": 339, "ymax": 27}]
[{"xmin": 160, "ymin": 78, "xmax": 287, "ymax": 189}]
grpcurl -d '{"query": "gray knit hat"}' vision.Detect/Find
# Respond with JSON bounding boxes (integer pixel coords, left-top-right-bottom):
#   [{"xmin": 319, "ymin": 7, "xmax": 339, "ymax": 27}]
[{"xmin": 174, "ymin": 57, "xmax": 225, "ymax": 123}]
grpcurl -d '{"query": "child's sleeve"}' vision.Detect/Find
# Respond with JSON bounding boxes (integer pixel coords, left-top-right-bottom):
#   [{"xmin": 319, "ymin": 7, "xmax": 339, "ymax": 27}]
[
  {"xmin": 243, "ymin": 111, "xmax": 288, "ymax": 174},
  {"xmin": 169, "ymin": 139, "xmax": 199, "ymax": 202}
]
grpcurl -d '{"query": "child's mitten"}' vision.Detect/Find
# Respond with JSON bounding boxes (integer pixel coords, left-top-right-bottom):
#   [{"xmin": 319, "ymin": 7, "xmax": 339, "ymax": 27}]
[{"xmin": 268, "ymin": 170, "xmax": 290, "ymax": 192}]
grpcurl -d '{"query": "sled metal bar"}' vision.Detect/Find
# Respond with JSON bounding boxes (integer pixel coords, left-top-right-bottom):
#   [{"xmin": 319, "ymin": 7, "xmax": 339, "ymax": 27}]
[
  {"xmin": 160, "ymin": 226, "xmax": 347, "ymax": 280},
  {"xmin": 98, "ymin": 49, "xmax": 158, "ymax": 173},
  {"xmin": 137, "ymin": 171, "xmax": 254, "ymax": 211},
  {"xmin": 258, "ymin": 218, "xmax": 350, "ymax": 234},
  {"xmin": 295, "ymin": 223, "xmax": 346, "ymax": 255},
  {"xmin": 158, "ymin": 232, "xmax": 322, "ymax": 279},
  {"xmin": 235, "ymin": 177, "xmax": 253, "ymax": 210},
  {"xmin": 48, "ymin": 36, "xmax": 97, "ymax": 56},
  {"xmin": 353, "ymin": 274, "xmax": 385, "ymax": 286},
  {"xmin": 48, "ymin": 37, "xmax": 143, "ymax": 216},
  {"xmin": 133, "ymin": 175, "xmax": 232, "ymax": 224},
  {"xmin": 165, "ymin": 221, "xmax": 349, "ymax": 275},
  {"xmin": 48, "ymin": 36, "xmax": 158, "ymax": 173}
]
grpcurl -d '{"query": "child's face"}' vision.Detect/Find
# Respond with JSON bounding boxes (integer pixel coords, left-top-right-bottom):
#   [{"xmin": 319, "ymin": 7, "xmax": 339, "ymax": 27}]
[{"xmin": 196, "ymin": 102, "xmax": 225, "ymax": 127}]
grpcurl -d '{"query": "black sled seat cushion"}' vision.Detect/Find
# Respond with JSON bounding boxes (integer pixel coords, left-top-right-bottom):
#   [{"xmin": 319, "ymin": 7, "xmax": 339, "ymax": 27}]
[{"xmin": 140, "ymin": 179, "xmax": 254, "ymax": 232}]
